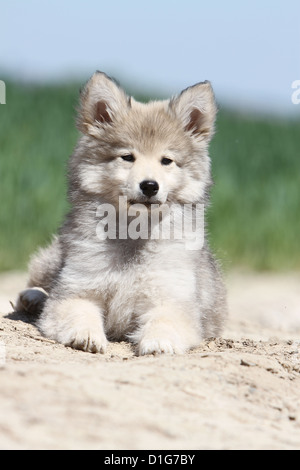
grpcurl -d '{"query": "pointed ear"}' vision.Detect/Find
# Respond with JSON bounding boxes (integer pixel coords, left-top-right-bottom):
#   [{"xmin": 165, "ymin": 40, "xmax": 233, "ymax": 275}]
[
  {"xmin": 169, "ymin": 81, "xmax": 217, "ymax": 141},
  {"xmin": 77, "ymin": 71, "xmax": 131, "ymax": 135}
]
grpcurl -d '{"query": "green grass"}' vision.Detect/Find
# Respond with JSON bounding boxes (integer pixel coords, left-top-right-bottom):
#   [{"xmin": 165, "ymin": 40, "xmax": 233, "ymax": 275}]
[
  {"xmin": 0, "ymin": 81, "xmax": 78, "ymax": 270},
  {"xmin": 0, "ymin": 80, "xmax": 299, "ymax": 271},
  {"xmin": 209, "ymin": 110, "xmax": 300, "ymax": 270}
]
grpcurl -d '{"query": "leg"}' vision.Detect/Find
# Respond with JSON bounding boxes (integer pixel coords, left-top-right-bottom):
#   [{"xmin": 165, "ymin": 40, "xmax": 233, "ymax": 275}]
[
  {"xmin": 27, "ymin": 236, "xmax": 62, "ymax": 291},
  {"xmin": 131, "ymin": 303, "xmax": 202, "ymax": 355},
  {"xmin": 38, "ymin": 297, "xmax": 108, "ymax": 353}
]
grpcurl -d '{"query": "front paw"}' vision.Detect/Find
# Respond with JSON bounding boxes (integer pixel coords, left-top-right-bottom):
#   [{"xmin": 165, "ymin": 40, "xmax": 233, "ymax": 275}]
[
  {"xmin": 38, "ymin": 298, "xmax": 108, "ymax": 354},
  {"xmin": 66, "ymin": 328, "xmax": 108, "ymax": 354},
  {"xmin": 139, "ymin": 337, "xmax": 185, "ymax": 356},
  {"xmin": 135, "ymin": 307, "xmax": 202, "ymax": 356}
]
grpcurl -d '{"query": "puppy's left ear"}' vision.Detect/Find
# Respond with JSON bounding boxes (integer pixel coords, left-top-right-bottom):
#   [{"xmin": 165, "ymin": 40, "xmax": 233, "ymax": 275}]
[{"xmin": 169, "ymin": 81, "xmax": 217, "ymax": 141}]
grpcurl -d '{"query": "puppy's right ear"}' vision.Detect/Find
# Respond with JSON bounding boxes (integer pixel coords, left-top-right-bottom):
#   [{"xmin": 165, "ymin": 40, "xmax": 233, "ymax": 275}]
[{"xmin": 77, "ymin": 71, "xmax": 130, "ymax": 136}]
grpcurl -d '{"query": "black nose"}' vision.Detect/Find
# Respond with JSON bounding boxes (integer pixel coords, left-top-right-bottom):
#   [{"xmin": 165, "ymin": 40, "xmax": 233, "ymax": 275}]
[{"xmin": 139, "ymin": 180, "xmax": 159, "ymax": 198}]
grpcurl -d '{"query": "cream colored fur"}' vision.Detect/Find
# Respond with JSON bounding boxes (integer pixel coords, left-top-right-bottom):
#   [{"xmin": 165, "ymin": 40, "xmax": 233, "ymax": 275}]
[{"xmin": 16, "ymin": 72, "xmax": 227, "ymax": 355}]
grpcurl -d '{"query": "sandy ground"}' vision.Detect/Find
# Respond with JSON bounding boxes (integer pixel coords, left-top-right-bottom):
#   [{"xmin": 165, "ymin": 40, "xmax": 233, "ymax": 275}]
[{"xmin": 0, "ymin": 270, "xmax": 300, "ymax": 450}]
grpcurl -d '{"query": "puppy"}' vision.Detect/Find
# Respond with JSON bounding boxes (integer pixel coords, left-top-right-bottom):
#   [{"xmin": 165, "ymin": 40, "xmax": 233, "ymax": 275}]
[{"xmin": 16, "ymin": 72, "xmax": 227, "ymax": 355}]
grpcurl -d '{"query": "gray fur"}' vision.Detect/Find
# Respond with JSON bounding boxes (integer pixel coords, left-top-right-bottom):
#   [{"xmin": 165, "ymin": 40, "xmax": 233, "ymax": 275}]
[{"xmin": 17, "ymin": 72, "xmax": 227, "ymax": 355}]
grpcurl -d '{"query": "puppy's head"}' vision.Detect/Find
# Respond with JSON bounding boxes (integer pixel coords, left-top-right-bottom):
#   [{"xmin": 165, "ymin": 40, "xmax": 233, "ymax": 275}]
[{"xmin": 72, "ymin": 71, "xmax": 217, "ymax": 207}]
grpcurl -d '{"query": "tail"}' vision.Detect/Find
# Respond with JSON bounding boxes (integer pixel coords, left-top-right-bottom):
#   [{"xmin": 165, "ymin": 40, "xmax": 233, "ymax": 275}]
[
  {"xmin": 15, "ymin": 236, "xmax": 62, "ymax": 315},
  {"xmin": 15, "ymin": 287, "xmax": 49, "ymax": 315}
]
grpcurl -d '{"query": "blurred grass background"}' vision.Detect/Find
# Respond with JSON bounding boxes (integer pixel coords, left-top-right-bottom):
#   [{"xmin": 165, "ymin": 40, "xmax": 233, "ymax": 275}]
[{"xmin": 0, "ymin": 80, "xmax": 299, "ymax": 272}]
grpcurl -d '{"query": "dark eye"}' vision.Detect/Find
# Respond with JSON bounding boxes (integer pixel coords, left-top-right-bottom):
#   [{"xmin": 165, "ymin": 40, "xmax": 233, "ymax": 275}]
[
  {"xmin": 121, "ymin": 154, "xmax": 135, "ymax": 162},
  {"xmin": 161, "ymin": 157, "xmax": 173, "ymax": 166}
]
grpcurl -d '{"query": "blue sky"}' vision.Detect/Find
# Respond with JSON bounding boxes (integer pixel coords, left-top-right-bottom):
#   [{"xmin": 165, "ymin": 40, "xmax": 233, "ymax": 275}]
[{"xmin": 0, "ymin": 0, "xmax": 299, "ymax": 114}]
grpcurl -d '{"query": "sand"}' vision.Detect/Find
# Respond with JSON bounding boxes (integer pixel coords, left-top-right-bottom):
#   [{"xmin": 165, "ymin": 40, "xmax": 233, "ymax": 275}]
[{"xmin": 0, "ymin": 270, "xmax": 300, "ymax": 450}]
